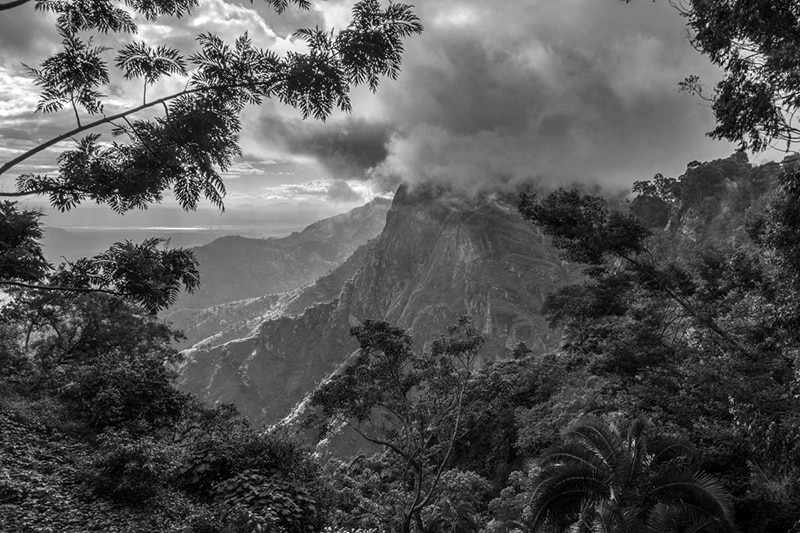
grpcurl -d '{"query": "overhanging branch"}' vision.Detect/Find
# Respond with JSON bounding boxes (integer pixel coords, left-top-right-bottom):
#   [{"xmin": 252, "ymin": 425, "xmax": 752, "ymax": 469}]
[
  {"xmin": 0, "ymin": 79, "xmax": 282, "ymax": 177},
  {"xmin": 0, "ymin": 0, "xmax": 32, "ymax": 11},
  {"xmin": 0, "ymin": 279, "xmax": 124, "ymax": 298}
]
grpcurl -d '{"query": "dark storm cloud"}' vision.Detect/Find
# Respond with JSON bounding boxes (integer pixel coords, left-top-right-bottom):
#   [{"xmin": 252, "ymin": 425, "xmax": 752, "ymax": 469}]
[
  {"xmin": 259, "ymin": 116, "xmax": 391, "ymax": 178},
  {"xmin": 331, "ymin": 0, "xmax": 739, "ymax": 191},
  {"xmin": 0, "ymin": 4, "xmax": 59, "ymax": 64},
  {"xmin": 1, "ymin": 0, "xmax": 745, "ymax": 206}
]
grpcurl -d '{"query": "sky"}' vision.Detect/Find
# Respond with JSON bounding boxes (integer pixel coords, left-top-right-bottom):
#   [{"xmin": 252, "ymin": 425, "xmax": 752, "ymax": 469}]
[{"xmin": 0, "ymin": 0, "xmax": 778, "ymax": 229}]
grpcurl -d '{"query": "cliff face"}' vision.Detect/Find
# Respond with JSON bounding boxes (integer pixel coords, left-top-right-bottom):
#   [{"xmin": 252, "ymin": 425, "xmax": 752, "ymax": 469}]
[
  {"xmin": 339, "ymin": 186, "xmax": 572, "ymax": 353},
  {"xmin": 177, "ymin": 185, "xmax": 578, "ymax": 424}
]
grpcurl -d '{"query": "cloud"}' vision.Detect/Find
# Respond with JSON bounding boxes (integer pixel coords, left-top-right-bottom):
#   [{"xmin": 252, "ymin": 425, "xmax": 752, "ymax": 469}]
[
  {"xmin": 326, "ymin": 179, "xmax": 362, "ymax": 202},
  {"xmin": 351, "ymin": 0, "xmax": 740, "ymax": 193},
  {"xmin": 0, "ymin": 0, "xmax": 760, "ymax": 213},
  {"xmin": 0, "ymin": 4, "xmax": 59, "ymax": 65},
  {"xmin": 254, "ymin": 177, "xmax": 378, "ymax": 204},
  {"xmin": 254, "ymin": 116, "xmax": 391, "ymax": 179}
]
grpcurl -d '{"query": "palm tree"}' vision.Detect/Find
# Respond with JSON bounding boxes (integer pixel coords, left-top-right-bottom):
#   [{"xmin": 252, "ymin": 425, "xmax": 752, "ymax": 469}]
[{"xmin": 528, "ymin": 416, "xmax": 734, "ymax": 533}]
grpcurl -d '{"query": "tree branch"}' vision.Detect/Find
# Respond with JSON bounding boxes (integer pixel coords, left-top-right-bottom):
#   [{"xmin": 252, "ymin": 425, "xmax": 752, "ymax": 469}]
[
  {"xmin": 0, "ymin": 79, "xmax": 279, "ymax": 177},
  {"xmin": 414, "ymin": 385, "xmax": 466, "ymax": 514},
  {"xmin": 345, "ymin": 419, "xmax": 410, "ymax": 460},
  {"xmin": 0, "ymin": 279, "xmax": 124, "ymax": 298},
  {"xmin": 0, "ymin": 190, "xmax": 43, "ymax": 197},
  {"xmin": 0, "ymin": 0, "xmax": 32, "ymax": 11}
]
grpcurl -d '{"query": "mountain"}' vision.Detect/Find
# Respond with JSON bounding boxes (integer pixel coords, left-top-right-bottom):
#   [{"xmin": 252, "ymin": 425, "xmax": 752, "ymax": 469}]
[
  {"xmin": 167, "ymin": 237, "xmax": 380, "ymax": 350},
  {"xmin": 177, "ymin": 185, "xmax": 579, "ymax": 425},
  {"xmin": 163, "ymin": 198, "xmax": 390, "ymax": 326}
]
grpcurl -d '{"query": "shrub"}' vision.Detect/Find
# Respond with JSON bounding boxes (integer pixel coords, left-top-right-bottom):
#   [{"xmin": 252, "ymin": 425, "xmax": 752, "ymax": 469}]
[
  {"xmin": 212, "ymin": 471, "xmax": 316, "ymax": 533},
  {"xmin": 188, "ymin": 504, "xmax": 285, "ymax": 533},
  {"xmin": 83, "ymin": 429, "xmax": 179, "ymax": 505},
  {"xmin": 62, "ymin": 350, "xmax": 188, "ymax": 435},
  {"xmin": 180, "ymin": 426, "xmax": 319, "ymax": 500}
]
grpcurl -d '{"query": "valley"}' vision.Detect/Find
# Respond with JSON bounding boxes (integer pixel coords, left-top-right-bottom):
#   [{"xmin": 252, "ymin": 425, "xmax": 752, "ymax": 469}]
[{"xmin": 175, "ymin": 185, "xmax": 579, "ymax": 425}]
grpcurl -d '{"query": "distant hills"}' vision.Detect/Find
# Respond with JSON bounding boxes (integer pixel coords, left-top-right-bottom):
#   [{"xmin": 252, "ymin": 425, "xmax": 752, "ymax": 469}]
[
  {"xmin": 168, "ymin": 197, "xmax": 391, "ymax": 312},
  {"xmin": 176, "ymin": 185, "xmax": 579, "ymax": 424}
]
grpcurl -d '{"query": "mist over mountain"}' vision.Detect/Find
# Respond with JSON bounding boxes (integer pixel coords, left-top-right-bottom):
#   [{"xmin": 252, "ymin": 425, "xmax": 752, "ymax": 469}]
[{"xmin": 177, "ymin": 185, "xmax": 579, "ymax": 424}]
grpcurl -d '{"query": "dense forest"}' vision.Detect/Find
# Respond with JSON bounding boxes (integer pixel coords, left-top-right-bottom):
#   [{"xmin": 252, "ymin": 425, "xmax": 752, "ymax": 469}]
[{"xmin": 3, "ymin": 0, "xmax": 800, "ymax": 532}]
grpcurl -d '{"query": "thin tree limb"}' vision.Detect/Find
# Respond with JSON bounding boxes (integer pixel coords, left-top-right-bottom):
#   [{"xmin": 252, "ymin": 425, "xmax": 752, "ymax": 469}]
[
  {"xmin": 0, "ymin": 279, "xmax": 124, "ymax": 298},
  {"xmin": 0, "ymin": 0, "xmax": 32, "ymax": 11},
  {"xmin": 0, "ymin": 79, "xmax": 280, "ymax": 177}
]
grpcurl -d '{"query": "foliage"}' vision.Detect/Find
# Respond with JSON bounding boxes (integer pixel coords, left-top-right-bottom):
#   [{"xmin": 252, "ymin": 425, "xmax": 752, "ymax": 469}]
[
  {"xmin": 0, "ymin": 320, "xmax": 327, "ymax": 533},
  {"xmin": 519, "ymin": 187, "xmax": 650, "ymax": 266},
  {"xmin": 53, "ymin": 237, "xmax": 200, "ymax": 313},
  {"xmin": 321, "ymin": 454, "xmax": 410, "ymax": 532},
  {"xmin": 641, "ymin": 0, "xmax": 800, "ymax": 151},
  {"xmin": 211, "ymin": 471, "xmax": 317, "ymax": 533},
  {"xmin": 0, "ymin": 291, "xmax": 184, "ymax": 395},
  {"xmin": 519, "ymin": 155, "xmax": 800, "ymax": 531},
  {"xmin": 527, "ymin": 416, "xmax": 734, "ymax": 533},
  {"xmin": 188, "ymin": 505, "xmax": 285, "ymax": 533},
  {"xmin": 450, "ymin": 351, "xmax": 565, "ymax": 486},
  {"xmin": 421, "ymin": 469, "xmax": 492, "ymax": 533},
  {"xmin": 83, "ymin": 429, "xmax": 180, "ymax": 505},
  {"xmin": 0, "ymin": 214, "xmax": 200, "ymax": 313},
  {"xmin": 0, "ymin": 201, "xmax": 49, "ymax": 283},
  {"xmin": 5, "ymin": 0, "xmax": 422, "ymax": 212},
  {"xmin": 175, "ymin": 414, "xmax": 326, "ymax": 532},
  {"xmin": 311, "ymin": 318, "xmax": 483, "ymax": 533},
  {"xmin": 485, "ymin": 470, "xmax": 536, "ymax": 533},
  {"xmin": 61, "ymin": 348, "xmax": 188, "ymax": 435},
  {"xmin": 179, "ymin": 422, "xmax": 320, "ymax": 500}
]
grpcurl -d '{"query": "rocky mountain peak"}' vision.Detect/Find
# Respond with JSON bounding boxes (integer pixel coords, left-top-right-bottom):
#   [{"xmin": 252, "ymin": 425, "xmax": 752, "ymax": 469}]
[{"xmin": 178, "ymin": 186, "xmax": 579, "ymax": 424}]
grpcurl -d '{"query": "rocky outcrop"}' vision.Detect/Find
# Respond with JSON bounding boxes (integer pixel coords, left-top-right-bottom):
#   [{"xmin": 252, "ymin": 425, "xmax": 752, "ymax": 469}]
[{"xmin": 177, "ymin": 185, "xmax": 579, "ymax": 425}]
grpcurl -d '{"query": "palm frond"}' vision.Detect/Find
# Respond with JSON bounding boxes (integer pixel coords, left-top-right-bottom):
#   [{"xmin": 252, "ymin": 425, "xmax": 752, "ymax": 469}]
[{"xmin": 649, "ymin": 470, "xmax": 734, "ymax": 529}]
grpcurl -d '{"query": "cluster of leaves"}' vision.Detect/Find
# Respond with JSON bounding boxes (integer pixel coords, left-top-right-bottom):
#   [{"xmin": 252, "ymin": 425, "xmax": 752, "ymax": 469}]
[
  {"xmin": 211, "ymin": 472, "xmax": 317, "ymax": 533},
  {"xmin": 621, "ymin": 0, "xmax": 800, "ymax": 152},
  {"xmin": 0, "ymin": 207, "xmax": 200, "ymax": 313},
  {"xmin": 82, "ymin": 429, "xmax": 180, "ymax": 504},
  {"xmin": 527, "ymin": 416, "xmax": 733, "ymax": 533},
  {"xmin": 660, "ymin": 0, "xmax": 800, "ymax": 151},
  {"xmin": 514, "ymin": 154, "xmax": 800, "ymax": 532},
  {"xmin": 0, "ymin": 202, "xmax": 49, "ymax": 283},
  {"xmin": 61, "ymin": 349, "xmax": 188, "ymax": 434}
]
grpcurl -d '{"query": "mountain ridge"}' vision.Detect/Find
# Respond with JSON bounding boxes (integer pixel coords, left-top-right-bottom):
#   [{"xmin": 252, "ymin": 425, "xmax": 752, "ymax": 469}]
[
  {"xmin": 170, "ymin": 197, "xmax": 391, "ymax": 312},
  {"xmin": 177, "ymin": 185, "xmax": 579, "ymax": 424}
]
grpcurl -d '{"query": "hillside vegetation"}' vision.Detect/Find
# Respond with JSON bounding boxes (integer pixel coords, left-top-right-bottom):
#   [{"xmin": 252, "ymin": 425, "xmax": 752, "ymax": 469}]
[{"xmin": 3, "ymin": 153, "xmax": 800, "ymax": 532}]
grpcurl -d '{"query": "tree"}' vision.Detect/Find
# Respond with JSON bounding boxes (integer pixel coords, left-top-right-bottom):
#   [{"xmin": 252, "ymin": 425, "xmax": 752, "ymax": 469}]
[
  {"xmin": 630, "ymin": 0, "xmax": 800, "ymax": 152},
  {"xmin": 0, "ymin": 0, "xmax": 422, "ymax": 311},
  {"xmin": 520, "ymin": 161, "xmax": 800, "ymax": 531},
  {"xmin": 528, "ymin": 416, "xmax": 734, "ymax": 533},
  {"xmin": 310, "ymin": 318, "xmax": 483, "ymax": 533}
]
